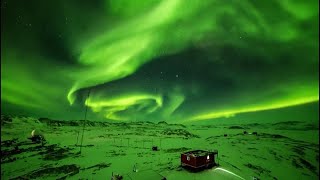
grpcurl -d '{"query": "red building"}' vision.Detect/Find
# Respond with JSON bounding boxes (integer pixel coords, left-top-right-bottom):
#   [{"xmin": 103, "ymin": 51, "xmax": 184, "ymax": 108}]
[{"xmin": 181, "ymin": 150, "xmax": 218, "ymax": 169}]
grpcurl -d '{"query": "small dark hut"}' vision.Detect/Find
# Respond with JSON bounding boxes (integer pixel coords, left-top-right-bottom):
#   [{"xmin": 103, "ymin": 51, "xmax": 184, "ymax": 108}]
[
  {"xmin": 181, "ymin": 150, "xmax": 218, "ymax": 170},
  {"xmin": 152, "ymin": 146, "xmax": 158, "ymax": 151}
]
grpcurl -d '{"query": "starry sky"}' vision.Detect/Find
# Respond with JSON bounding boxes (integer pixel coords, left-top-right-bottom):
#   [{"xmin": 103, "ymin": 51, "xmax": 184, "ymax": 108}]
[{"xmin": 1, "ymin": 0, "xmax": 319, "ymax": 123}]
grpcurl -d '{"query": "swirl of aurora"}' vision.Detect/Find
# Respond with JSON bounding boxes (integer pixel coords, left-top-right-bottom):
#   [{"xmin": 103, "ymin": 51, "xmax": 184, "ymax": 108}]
[{"xmin": 1, "ymin": 0, "xmax": 318, "ymax": 122}]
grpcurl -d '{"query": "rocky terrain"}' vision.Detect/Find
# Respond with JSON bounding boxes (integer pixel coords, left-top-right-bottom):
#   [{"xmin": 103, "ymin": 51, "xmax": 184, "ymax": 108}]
[{"xmin": 1, "ymin": 115, "xmax": 319, "ymax": 179}]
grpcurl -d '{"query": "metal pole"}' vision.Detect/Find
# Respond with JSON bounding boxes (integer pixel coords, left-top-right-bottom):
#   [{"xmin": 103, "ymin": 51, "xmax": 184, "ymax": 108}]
[
  {"xmin": 76, "ymin": 131, "xmax": 79, "ymax": 145},
  {"xmin": 80, "ymin": 89, "xmax": 91, "ymax": 154}
]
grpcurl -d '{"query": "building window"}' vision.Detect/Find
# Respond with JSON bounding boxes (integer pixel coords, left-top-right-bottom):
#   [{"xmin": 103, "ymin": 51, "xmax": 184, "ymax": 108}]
[
  {"xmin": 187, "ymin": 156, "xmax": 190, "ymax": 161},
  {"xmin": 207, "ymin": 155, "xmax": 210, "ymax": 160}
]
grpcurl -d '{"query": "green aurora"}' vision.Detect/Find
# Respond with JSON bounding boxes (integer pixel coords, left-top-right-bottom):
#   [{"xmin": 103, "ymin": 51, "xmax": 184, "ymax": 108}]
[{"xmin": 1, "ymin": 0, "xmax": 319, "ymax": 123}]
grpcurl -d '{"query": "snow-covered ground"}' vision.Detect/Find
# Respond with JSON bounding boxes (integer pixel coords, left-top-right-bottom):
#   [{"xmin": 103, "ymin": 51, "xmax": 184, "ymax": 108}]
[{"xmin": 1, "ymin": 116, "xmax": 319, "ymax": 179}]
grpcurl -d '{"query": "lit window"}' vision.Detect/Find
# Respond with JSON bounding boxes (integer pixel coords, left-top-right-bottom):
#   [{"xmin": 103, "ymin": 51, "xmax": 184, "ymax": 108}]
[
  {"xmin": 187, "ymin": 156, "xmax": 190, "ymax": 161},
  {"xmin": 207, "ymin": 155, "xmax": 210, "ymax": 160}
]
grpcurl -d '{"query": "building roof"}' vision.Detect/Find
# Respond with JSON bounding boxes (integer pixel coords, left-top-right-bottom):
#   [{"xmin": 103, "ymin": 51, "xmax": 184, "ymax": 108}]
[{"xmin": 182, "ymin": 150, "xmax": 218, "ymax": 157}]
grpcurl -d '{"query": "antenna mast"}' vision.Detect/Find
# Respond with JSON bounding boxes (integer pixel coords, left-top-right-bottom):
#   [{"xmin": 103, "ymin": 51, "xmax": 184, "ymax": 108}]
[{"xmin": 79, "ymin": 89, "xmax": 91, "ymax": 154}]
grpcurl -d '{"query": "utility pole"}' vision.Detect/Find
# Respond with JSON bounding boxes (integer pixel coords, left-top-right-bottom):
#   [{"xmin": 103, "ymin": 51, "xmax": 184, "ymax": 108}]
[
  {"xmin": 79, "ymin": 89, "xmax": 91, "ymax": 154},
  {"xmin": 76, "ymin": 131, "xmax": 79, "ymax": 145}
]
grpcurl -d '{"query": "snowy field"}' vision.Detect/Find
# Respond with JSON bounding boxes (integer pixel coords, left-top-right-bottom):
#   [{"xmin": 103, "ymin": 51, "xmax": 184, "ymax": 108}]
[{"xmin": 1, "ymin": 115, "xmax": 319, "ymax": 180}]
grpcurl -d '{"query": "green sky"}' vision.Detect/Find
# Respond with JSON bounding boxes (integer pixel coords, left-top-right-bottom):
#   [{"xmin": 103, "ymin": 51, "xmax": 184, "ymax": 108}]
[{"xmin": 1, "ymin": 0, "xmax": 319, "ymax": 123}]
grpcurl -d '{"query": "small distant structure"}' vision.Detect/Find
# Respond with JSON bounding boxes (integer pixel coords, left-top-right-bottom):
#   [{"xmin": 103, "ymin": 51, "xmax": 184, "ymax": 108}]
[
  {"xmin": 181, "ymin": 150, "xmax": 218, "ymax": 170},
  {"xmin": 133, "ymin": 163, "xmax": 138, "ymax": 172},
  {"xmin": 28, "ymin": 129, "xmax": 46, "ymax": 146},
  {"xmin": 111, "ymin": 172, "xmax": 123, "ymax": 180},
  {"xmin": 152, "ymin": 146, "xmax": 158, "ymax": 151}
]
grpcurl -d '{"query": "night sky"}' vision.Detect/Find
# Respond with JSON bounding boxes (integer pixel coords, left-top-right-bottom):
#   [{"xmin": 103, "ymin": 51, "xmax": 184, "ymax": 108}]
[{"xmin": 1, "ymin": 0, "xmax": 319, "ymax": 123}]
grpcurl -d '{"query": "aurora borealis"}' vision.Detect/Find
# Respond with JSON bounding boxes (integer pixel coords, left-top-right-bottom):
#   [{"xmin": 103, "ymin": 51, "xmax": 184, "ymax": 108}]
[{"xmin": 1, "ymin": 0, "xmax": 319, "ymax": 122}]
